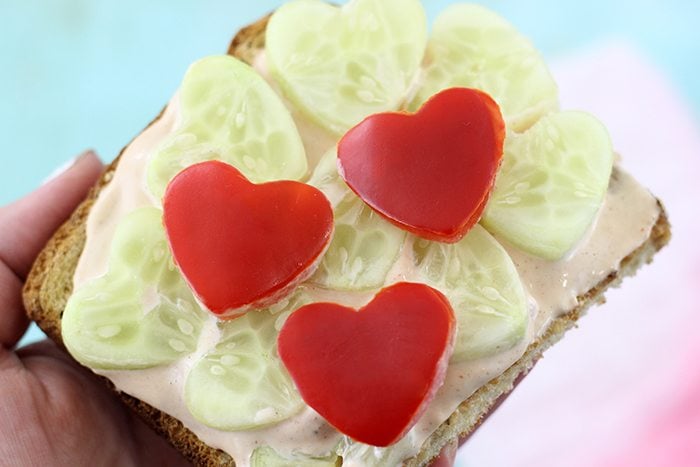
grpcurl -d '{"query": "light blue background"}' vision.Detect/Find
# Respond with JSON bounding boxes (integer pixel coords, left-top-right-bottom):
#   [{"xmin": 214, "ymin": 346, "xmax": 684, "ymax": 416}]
[
  {"xmin": 2, "ymin": 2, "xmax": 698, "ymax": 347},
  {"xmin": 2, "ymin": 0, "xmax": 699, "ymax": 363},
  {"xmin": 2, "ymin": 1, "xmax": 698, "ymax": 206}
]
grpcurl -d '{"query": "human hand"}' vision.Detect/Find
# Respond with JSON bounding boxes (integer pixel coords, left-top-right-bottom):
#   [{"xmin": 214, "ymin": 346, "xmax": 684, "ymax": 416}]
[
  {"xmin": 0, "ymin": 151, "xmax": 458, "ymax": 466},
  {"xmin": 0, "ymin": 152, "xmax": 189, "ymax": 466}
]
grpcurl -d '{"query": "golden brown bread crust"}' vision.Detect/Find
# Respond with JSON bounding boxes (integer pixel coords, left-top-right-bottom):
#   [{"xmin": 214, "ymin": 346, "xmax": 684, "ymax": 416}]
[
  {"xmin": 405, "ymin": 200, "xmax": 670, "ymax": 466},
  {"xmin": 228, "ymin": 13, "xmax": 271, "ymax": 61},
  {"xmin": 22, "ymin": 13, "xmax": 671, "ymax": 467}
]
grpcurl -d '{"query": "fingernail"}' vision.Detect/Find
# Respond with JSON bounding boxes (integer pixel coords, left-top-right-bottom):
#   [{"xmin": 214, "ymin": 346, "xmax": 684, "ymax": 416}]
[{"xmin": 41, "ymin": 150, "xmax": 96, "ymax": 185}]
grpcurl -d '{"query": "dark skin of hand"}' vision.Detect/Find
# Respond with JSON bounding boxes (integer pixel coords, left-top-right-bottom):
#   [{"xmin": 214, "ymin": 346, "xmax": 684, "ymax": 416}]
[{"xmin": 0, "ymin": 152, "xmax": 457, "ymax": 466}]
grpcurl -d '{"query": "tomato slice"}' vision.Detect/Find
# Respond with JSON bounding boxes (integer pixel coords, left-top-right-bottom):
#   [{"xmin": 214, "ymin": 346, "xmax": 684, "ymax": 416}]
[
  {"xmin": 338, "ymin": 87, "xmax": 504, "ymax": 243},
  {"xmin": 163, "ymin": 160, "xmax": 333, "ymax": 317},
  {"xmin": 278, "ymin": 282, "xmax": 456, "ymax": 447}
]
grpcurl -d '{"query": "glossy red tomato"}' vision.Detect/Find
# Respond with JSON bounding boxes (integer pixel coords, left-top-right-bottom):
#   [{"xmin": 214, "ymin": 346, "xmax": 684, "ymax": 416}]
[
  {"xmin": 163, "ymin": 160, "xmax": 333, "ymax": 317},
  {"xmin": 278, "ymin": 282, "xmax": 456, "ymax": 446},
  {"xmin": 338, "ymin": 87, "xmax": 504, "ymax": 243}
]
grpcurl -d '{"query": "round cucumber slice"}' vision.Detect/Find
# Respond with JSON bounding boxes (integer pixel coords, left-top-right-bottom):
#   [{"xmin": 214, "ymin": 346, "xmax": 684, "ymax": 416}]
[
  {"xmin": 251, "ymin": 446, "xmax": 339, "ymax": 467},
  {"xmin": 308, "ymin": 150, "xmax": 406, "ymax": 290},
  {"xmin": 62, "ymin": 208, "xmax": 205, "ymax": 370},
  {"xmin": 148, "ymin": 55, "xmax": 307, "ymax": 199},
  {"xmin": 482, "ymin": 111, "xmax": 614, "ymax": 260},
  {"xmin": 185, "ymin": 308, "xmax": 303, "ymax": 430},
  {"xmin": 266, "ymin": 0, "xmax": 427, "ymax": 135},
  {"xmin": 413, "ymin": 225, "xmax": 528, "ymax": 361},
  {"xmin": 409, "ymin": 4, "xmax": 558, "ymax": 132}
]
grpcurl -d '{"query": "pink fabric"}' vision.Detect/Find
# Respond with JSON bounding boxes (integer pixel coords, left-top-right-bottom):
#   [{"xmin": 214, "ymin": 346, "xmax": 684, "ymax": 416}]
[
  {"xmin": 456, "ymin": 42, "xmax": 700, "ymax": 467},
  {"xmin": 604, "ymin": 344, "xmax": 700, "ymax": 467}
]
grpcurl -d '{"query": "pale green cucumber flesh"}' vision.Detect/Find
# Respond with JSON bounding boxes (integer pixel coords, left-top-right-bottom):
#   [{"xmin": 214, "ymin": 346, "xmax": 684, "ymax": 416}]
[
  {"xmin": 266, "ymin": 0, "xmax": 427, "ymax": 135},
  {"xmin": 308, "ymin": 150, "xmax": 405, "ymax": 290},
  {"xmin": 482, "ymin": 111, "xmax": 614, "ymax": 260},
  {"xmin": 62, "ymin": 208, "xmax": 205, "ymax": 369},
  {"xmin": 413, "ymin": 225, "xmax": 529, "ymax": 361},
  {"xmin": 409, "ymin": 3, "xmax": 558, "ymax": 132},
  {"xmin": 338, "ymin": 435, "xmax": 414, "ymax": 467},
  {"xmin": 185, "ymin": 307, "xmax": 304, "ymax": 431},
  {"xmin": 147, "ymin": 55, "xmax": 307, "ymax": 199}
]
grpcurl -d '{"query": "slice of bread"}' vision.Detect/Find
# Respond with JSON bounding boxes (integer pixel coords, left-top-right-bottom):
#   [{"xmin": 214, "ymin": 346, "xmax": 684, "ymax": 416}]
[{"xmin": 23, "ymin": 13, "xmax": 671, "ymax": 467}]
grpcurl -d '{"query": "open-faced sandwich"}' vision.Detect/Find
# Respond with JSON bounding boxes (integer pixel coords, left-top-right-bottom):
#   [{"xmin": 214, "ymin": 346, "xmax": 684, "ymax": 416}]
[{"xmin": 24, "ymin": 1, "xmax": 670, "ymax": 465}]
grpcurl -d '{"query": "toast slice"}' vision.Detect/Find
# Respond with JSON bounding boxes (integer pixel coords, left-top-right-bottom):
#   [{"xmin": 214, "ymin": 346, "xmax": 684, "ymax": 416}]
[{"xmin": 23, "ymin": 13, "xmax": 671, "ymax": 467}]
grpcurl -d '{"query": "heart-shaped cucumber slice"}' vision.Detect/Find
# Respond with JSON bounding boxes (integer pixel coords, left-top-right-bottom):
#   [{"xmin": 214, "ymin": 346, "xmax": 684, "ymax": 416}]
[
  {"xmin": 409, "ymin": 4, "xmax": 558, "ymax": 132},
  {"xmin": 413, "ymin": 225, "xmax": 528, "ymax": 361},
  {"xmin": 308, "ymin": 150, "xmax": 406, "ymax": 290},
  {"xmin": 62, "ymin": 208, "xmax": 205, "ymax": 370},
  {"xmin": 266, "ymin": 0, "xmax": 427, "ymax": 135},
  {"xmin": 251, "ymin": 446, "xmax": 339, "ymax": 467},
  {"xmin": 185, "ymin": 306, "xmax": 305, "ymax": 430},
  {"xmin": 338, "ymin": 434, "xmax": 413, "ymax": 467},
  {"xmin": 268, "ymin": 287, "xmax": 314, "ymax": 332},
  {"xmin": 482, "ymin": 111, "xmax": 614, "ymax": 260},
  {"xmin": 148, "ymin": 55, "xmax": 307, "ymax": 199}
]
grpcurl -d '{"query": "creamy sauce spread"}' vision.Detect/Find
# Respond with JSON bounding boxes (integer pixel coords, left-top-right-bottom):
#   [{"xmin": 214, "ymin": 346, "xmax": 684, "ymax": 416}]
[{"xmin": 73, "ymin": 52, "xmax": 660, "ymax": 466}]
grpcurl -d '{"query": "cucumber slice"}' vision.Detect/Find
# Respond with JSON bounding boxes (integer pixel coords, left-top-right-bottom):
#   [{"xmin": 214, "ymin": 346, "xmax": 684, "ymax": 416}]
[
  {"xmin": 251, "ymin": 446, "xmax": 339, "ymax": 467},
  {"xmin": 148, "ymin": 55, "xmax": 307, "ymax": 199},
  {"xmin": 185, "ymin": 308, "xmax": 304, "ymax": 430},
  {"xmin": 266, "ymin": 0, "xmax": 427, "ymax": 135},
  {"xmin": 308, "ymin": 150, "xmax": 406, "ymax": 290},
  {"xmin": 409, "ymin": 4, "xmax": 558, "ymax": 132},
  {"xmin": 339, "ymin": 435, "xmax": 412, "ymax": 467},
  {"xmin": 482, "ymin": 112, "xmax": 614, "ymax": 260},
  {"xmin": 413, "ymin": 225, "xmax": 528, "ymax": 361},
  {"xmin": 267, "ymin": 286, "xmax": 314, "ymax": 332},
  {"xmin": 62, "ymin": 208, "xmax": 205, "ymax": 369}
]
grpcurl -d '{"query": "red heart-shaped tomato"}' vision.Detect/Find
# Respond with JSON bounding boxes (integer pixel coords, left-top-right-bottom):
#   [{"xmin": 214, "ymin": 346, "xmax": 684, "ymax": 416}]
[
  {"xmin": 278, "ymin": 282, "xmax": 456, "ymax": 446},
  {"xmin": 163, "ymin": 160, "xmax": 333, "ymax": 317},
  {"xmin": 338, "ymin": 87, "xmax": 505, "ymax": 243}
]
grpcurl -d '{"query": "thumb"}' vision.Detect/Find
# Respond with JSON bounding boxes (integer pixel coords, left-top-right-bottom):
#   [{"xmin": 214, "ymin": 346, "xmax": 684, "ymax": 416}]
[
  {"xmin": 0, "ymin": 151, "xmax": 103, "ymax": 280},
  {"xmin": 0, "ymin": 151, "xmax": 103, "ymax": 348}
]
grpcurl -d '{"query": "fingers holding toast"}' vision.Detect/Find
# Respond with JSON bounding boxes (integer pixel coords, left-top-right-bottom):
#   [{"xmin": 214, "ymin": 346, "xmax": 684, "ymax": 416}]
[{"xmin": 0, "ymin": 151, "xmax": 102, "ymax": 348}]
